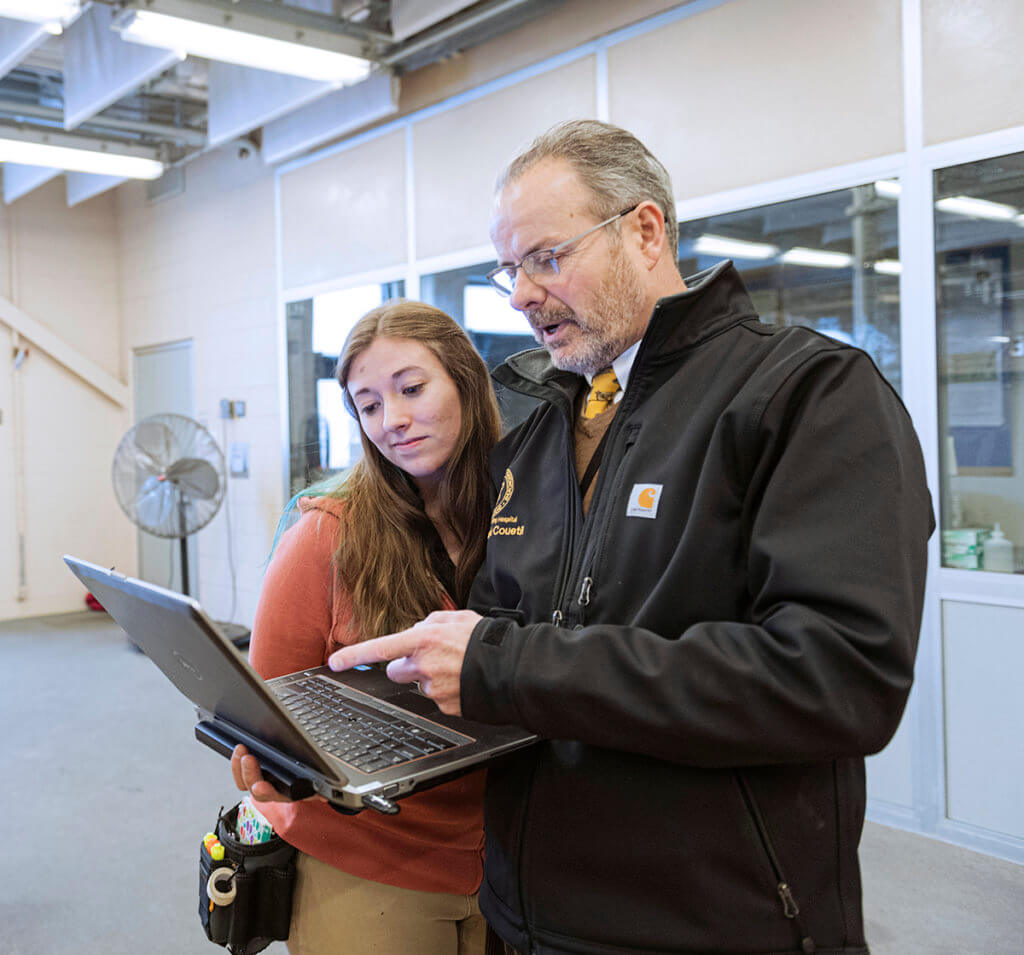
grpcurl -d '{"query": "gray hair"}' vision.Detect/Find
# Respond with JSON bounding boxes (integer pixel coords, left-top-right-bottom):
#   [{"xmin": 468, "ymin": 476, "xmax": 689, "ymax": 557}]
[{"xmin": 495, "ymin": 119, "xmax": 678, "ymax": 259}]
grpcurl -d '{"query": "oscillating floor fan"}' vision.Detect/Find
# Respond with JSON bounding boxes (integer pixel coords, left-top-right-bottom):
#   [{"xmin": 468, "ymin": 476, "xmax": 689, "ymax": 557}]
[{"xmin": 111, "ymin": 412, "xmax": 249, "ymax": 648}]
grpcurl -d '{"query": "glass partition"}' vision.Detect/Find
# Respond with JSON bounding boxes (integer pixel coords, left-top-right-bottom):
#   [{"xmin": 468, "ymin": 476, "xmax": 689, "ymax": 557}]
[
  {"xmin": 935, "ymin": 152, "xmax": 1024, "ymax": 574},
  {"xmin": 678, "ymin": 182, "xmax": 902, "ymax": 392},
  {"xmin": 420, "ymin": 262, "xmax": 539, "ymax": 430},
  {"xmin": 286, "ymin": 281, "xmax": 404, "ymax": 495}
]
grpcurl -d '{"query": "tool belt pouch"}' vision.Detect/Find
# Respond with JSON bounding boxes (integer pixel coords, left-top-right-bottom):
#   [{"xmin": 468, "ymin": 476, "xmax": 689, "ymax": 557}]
[{"xmin": 198, "ymin": 803, "xmax": 297, "ymax": 955}]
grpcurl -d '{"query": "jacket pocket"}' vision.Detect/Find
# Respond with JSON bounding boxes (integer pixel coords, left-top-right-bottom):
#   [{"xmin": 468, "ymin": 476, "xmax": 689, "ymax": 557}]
[{"xmin": 735, "ymin": 771, "xmax": 819, "ymax": 954}]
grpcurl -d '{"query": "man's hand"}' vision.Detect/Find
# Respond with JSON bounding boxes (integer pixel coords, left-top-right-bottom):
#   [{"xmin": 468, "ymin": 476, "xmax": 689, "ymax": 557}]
[{"xmin": 328, "ymin": 610, "xmax": 481, "ymax": 716}]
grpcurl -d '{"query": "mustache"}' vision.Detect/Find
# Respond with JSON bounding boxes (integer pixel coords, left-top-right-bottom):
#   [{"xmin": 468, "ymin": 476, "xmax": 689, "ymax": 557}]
[{"xmin": 525, "ymin": 305, "xmax": 576, "ymax": 330}]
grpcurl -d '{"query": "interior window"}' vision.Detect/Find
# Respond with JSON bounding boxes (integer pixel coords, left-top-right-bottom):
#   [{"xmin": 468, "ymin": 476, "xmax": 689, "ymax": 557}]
[
  {"xmin": 935, "ymin": 152, "xmax": 1024, "ymax": 573},
  {"xmin": 285, "ymin": 281, "xmax": 405, "ymax": 494},
  {"xmin": 420, "ymin": 262, "xmax": 539, "ymax": 431},
  {"xmin": 678, "ymin": 182, "xmax": 902, "ymax": 392}
]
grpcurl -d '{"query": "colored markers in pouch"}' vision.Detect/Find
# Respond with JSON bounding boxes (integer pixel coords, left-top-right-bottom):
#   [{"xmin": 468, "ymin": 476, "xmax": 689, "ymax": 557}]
[{"xmin": 236, "ymin": 795, "xmax": 274, "ymax": 845}]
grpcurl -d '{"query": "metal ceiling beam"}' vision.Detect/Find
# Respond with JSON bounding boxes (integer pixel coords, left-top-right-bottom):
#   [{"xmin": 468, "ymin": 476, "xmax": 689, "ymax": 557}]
[
  {"xmin": 0, "ymin": 121, "xmax": 166, "ymax": 161},
  {"xmin": 380, "ymin": 0, "xmax": 562, "ymax": 70},
  {"xmin": 0, "ymin": 0, "xmax": 568, "ymax": 176},
  {"xmin": 0, "ymin": 96, "xmax": 207, "ymax": 146},
  {"xmin": 111, "ymin": 0, "xmax": 391, "ymax": 54}
]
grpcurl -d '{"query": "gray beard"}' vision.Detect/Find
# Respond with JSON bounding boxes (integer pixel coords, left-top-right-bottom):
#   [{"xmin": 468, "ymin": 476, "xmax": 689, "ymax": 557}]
[
  {"xmin": 540, "ymin": 314, "xmax": 624, "ymax": 376},
  {"xmin": 530, "ymin": 252, "xmax": 646, "ymax": 376}
]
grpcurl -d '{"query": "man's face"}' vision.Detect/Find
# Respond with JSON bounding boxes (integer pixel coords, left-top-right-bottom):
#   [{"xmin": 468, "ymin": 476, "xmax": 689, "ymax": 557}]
[{"xmin": 489, "ymin": 159, "xmax": 647, "ymax": 376}]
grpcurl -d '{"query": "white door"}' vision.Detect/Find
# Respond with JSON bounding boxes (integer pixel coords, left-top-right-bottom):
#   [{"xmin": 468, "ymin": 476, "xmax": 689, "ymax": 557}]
[{"xmin": 133, "ymin": 340, "xmax": 197, "ymax": 593}]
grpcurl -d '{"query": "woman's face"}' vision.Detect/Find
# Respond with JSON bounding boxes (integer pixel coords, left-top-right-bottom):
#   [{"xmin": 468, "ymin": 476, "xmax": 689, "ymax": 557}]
[{"xmin": 346, "ymin": 336, "xmax": 463, "ymax": 494}]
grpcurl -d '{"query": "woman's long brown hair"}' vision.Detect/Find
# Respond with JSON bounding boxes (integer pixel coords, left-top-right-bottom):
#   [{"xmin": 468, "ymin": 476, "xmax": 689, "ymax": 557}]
[{"xmin": 330, "ymin": 300, "xmax": 501, "ymax": 643}]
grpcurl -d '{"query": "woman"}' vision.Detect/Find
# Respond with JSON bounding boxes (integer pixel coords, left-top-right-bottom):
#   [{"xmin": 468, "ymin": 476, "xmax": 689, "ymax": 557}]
[{"xmin": 232, "ymin": 300, "xmax": 501, "ymax": 954}]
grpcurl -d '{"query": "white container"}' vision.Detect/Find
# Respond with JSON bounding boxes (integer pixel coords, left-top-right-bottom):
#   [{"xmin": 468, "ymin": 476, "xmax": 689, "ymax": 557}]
[{"xmin": 982, "ymin": 523, "xmax": 1015, "ymax": 573}]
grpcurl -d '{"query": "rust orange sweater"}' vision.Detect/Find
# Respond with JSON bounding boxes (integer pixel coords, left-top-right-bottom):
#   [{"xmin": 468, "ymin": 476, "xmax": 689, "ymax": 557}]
[{"xmin": 248, "ymin": 495, "xmax": 485, "ymax": 894}]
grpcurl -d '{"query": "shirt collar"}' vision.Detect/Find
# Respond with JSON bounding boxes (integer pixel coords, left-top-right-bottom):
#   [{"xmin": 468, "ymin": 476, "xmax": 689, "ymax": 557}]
[{"xmin": 583, "ymin": 340, "xmax": 641, "ymax": 402}]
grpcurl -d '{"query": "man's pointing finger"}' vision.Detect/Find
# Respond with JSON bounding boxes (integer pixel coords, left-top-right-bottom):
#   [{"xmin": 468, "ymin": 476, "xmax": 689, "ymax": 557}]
[{"xmin": 328, "ymin": 632, "xmax": 418, "ymax": 671}]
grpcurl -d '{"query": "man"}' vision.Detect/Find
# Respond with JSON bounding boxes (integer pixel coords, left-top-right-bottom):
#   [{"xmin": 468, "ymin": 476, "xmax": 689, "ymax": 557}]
[{"xmin": 330, "ymin": 120, "xmax": 934, "ymax": 954}]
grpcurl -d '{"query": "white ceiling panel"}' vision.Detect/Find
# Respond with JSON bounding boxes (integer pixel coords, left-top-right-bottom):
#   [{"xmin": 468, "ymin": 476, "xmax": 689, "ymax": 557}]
[
  {"xmin": 206, "ymin": 60, "xmax": 335, "ymax": 148},
  {"xmin": 63, "ymin": 3, "xmax": 180, "ymax": 130},
  {"xmin": 0, "ymin": 17, "xmax": 49, "ymax": 80},
  {"xmin": 65, "ymin": 170, "xmax": 125, "ymax": 207},
  {"xmin": 2, "ymin": 162, "xmax": 60, "ymax": 204},
  {"xmin": 262, "ymin": 70, "xmax": 399, "ymax": 165},
  {"xmin": 391, "ymin": 0, "xmax": 480, "ymax": 41}
]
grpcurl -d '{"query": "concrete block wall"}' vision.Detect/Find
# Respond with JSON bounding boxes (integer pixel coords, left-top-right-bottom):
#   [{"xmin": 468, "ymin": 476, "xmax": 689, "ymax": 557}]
[{"xmin": 116, "ymin": 149, "xmax": 283, "ymax": 627}]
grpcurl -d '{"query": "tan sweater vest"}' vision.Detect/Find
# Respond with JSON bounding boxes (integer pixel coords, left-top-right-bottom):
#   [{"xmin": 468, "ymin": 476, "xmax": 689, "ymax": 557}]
[{"xmin": 574, "ymin": 397, "xmax": 619, "ymax": 514}]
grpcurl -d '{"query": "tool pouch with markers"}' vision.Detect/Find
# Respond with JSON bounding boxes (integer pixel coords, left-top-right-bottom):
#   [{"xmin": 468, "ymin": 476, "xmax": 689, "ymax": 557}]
[{"xmin": 198, "ymin": 802, "xmax": 297, "ymax": 955}]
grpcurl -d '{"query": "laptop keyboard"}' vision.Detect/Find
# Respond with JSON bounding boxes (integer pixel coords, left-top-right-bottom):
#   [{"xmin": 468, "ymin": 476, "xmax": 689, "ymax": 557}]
[{"xmin": 278, "ymin": 676, "xmax": 457, "ymax": 773}]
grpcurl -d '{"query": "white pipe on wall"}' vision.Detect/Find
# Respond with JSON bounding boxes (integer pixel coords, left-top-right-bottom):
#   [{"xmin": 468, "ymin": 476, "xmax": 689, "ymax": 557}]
[
  {"xmin": 10, "ymin": 328, "xmax": 27, "ymax": 602},
  {"xmin": 8, "ymin": 194, "xmax": 27, "ymax": 602}
]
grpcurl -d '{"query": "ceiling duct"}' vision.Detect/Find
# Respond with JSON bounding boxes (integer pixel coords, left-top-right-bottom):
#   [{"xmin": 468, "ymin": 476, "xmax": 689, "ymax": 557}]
[
  {"xmin": 0, "ymin": 0, "xmax": 566, "ymax": 205},
  {"xmin": 381, "ymin": 0, "xmax": 563, "ymax": 73},
  {"xmin": 390, "ymin": 0, "xmax": 480, "ymax": 42}
]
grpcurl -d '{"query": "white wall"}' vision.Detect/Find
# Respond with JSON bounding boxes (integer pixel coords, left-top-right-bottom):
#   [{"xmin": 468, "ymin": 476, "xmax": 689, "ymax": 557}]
[
  {"xmin": 0, "ymin": 180, "xmax": 133, "ymax": 620},
  {"xmin": 115, "ymin": 149, "xmax": 282, "ymax": 626},
  {"xmin": 116, "ymin": 149, "xmax": 282, "ymax": 627}
]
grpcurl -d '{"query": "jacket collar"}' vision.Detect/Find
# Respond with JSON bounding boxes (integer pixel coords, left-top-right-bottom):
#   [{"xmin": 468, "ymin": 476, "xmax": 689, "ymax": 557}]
[{"xmin": 493, "ymin": 260, "xmax": 758, "ymax": 400}]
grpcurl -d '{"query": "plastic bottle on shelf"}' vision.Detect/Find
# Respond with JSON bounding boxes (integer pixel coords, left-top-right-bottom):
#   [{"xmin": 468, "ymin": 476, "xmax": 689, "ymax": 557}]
[{"xmin": 982, "ymin": 523, "xmax": 1015, "ymax": 573}]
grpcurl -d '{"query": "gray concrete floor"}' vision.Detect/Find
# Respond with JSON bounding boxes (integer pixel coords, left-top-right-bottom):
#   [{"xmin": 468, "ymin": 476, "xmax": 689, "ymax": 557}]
[{"xmin": 1, "ymin": 611, "xmax": 1022, "ymax": 954}]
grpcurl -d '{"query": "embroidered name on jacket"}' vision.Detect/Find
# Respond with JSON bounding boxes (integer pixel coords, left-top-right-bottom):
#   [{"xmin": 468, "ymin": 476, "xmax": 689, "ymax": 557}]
[{"xmin": 489, "ymin": 468, "xmax": 527, "ymax": 538}]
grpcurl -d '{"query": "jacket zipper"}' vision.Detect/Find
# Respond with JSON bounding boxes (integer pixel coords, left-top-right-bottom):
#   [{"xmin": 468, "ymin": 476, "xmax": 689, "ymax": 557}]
[
  {"xmin": 735, "ymin": 772, "xmax": 818, "ymax": 954},
  {"xmin": 548, "ymin": 397, "xmax": 582, "ymax": 627},
  {"xmin": 573, "ymin": 423, "xmax": 641, "ymax": 627}
]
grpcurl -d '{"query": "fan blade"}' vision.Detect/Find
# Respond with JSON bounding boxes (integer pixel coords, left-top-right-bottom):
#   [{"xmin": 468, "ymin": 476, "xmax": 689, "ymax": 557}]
[
  {"xmin": 131, "ymin": 421, "xmax": 178, "ymax": 474},
  {"xmin": 165, "ymin": 457, "xmax": 221, "ymax": 499},
  {"xmin": 135, "ymin": 475, "xmax": 178, "ymax": 532}
]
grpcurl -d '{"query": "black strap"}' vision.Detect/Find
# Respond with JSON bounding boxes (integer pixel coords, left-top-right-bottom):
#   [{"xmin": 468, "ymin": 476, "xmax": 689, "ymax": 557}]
[{"xmin": 579, "ymin": 425, "xmax": 612, "ymax": 498}]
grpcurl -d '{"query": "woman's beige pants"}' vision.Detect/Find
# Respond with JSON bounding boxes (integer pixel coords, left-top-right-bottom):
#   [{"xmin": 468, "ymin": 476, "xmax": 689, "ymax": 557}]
[{"xmin": 286, "ymin": 851, "xmax": 486, "ymax": 955}]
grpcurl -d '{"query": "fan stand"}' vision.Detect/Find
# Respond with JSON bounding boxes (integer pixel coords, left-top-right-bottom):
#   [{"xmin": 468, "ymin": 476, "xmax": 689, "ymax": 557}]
[
  {"xmin": 179, "ymin": 497, "xmax": 192, "ymax": 596},
  {"xmin": 177, "ymin": 494, "xmax": 250, "ymax": 650}
]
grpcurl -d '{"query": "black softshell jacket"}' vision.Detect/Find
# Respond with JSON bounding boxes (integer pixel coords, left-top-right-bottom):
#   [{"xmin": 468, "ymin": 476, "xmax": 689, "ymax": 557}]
[{"xmin": 461, "ymin": 262, "xmax": 933, "ymax": 954}]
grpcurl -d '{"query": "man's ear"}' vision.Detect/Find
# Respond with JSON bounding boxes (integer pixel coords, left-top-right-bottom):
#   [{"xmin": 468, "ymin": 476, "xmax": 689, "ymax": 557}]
[{"xmin": 634, "ymin": 201, "xmax": 668, "ymax": 270}]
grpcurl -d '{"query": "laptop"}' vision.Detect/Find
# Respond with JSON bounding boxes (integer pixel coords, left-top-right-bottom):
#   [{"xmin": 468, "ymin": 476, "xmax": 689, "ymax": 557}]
[{"xmin": 65, "ymin": 555, "xmax": 537, "ymax": 815}]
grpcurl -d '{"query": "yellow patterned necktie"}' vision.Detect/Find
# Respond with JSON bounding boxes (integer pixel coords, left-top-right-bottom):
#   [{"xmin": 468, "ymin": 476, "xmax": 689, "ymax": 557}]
[{"xmin": 582, "ymin": 367, "xmax": 620, "ymax": 419}]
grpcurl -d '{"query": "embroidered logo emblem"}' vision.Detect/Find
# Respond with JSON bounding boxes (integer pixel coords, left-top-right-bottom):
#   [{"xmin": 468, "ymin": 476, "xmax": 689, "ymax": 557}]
[
  {"xmin": 489, "ymin": 468, "xmax": 526, "ymax": 539},
  {"xmin": 491, "ymin": 469, "xmax": 514, "ymax": 518},
  {"xmin": 626, "ymin": 484, "xmax": 663, "ymax": 519}
]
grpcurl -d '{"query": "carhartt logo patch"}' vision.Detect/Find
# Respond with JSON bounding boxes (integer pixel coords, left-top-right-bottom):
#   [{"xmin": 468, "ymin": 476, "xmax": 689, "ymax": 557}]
[{"xmin": 626, "ymin": 484, "xmax": 662, "ymax": 519}]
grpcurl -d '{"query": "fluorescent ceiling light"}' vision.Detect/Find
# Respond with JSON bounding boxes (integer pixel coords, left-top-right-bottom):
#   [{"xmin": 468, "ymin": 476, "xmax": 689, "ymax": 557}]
[
  {"xmin": 116, "ymin": 9, "xmax": 373, "ymax": 85},
  {"xmin": 693, "ymin": 234, "xmax": 779, "ymax": 260},
  {"xmin": 0, "ymin": 1, "xmax": 80, "ymax": 22},
  {"xmin": 873, "ymin": 179, "xmax": 901, "ymax": 199},
  {"xmin": 935, "ymin": 195, "xmax": 1018, "ymax": 221},
  {"xmin": 781, "ymin": 247, "xmax": 854, "ymax": 269},
  {"xmin": 873, "ymin": 259, "xmax": 902, "ymax": 276},
  {"xmin": 0, "ymin": 129, "xmax": 164, "ymax": 180}
]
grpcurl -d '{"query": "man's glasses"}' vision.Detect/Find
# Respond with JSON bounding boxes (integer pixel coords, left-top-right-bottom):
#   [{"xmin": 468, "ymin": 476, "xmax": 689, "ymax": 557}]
[{"xmin": 486, "ymin": 203, "xmax": 640, "ymax": 296}]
